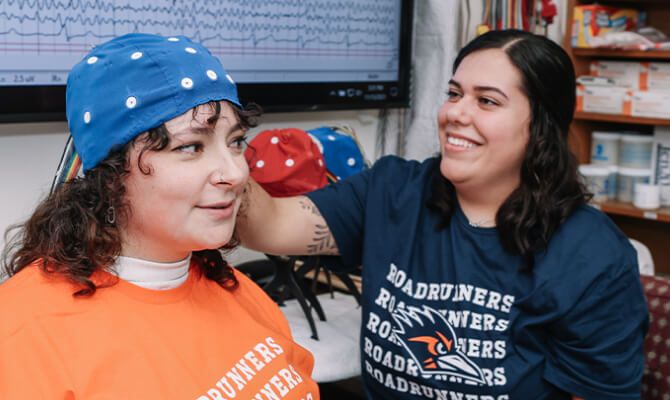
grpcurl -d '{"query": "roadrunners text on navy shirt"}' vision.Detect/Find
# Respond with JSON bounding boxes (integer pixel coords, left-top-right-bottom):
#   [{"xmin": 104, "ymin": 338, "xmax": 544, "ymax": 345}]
[{"xmin": 307, "ymin": 156, "xmax": 647, "ymax": 400}]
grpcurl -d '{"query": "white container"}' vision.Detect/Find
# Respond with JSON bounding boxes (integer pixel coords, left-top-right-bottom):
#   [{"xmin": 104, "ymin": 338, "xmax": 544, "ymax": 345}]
[
  {"xmin": 590, "ymin": 131, "xmax": 620, "ymax": 165},
  {"xmin": 634, "ymin": 183, "xmax": 661, "ymax": 210},
  {"xmin": 617, "ymin": 167, "xmax": 652, "ymax": 203},
  {"xmin": 579, "ymin": 164, "xmax": 610, "ymax": 202},
  {"xmin": 619, "ymin": 134, "xmax": 653, "ymax": 169}
]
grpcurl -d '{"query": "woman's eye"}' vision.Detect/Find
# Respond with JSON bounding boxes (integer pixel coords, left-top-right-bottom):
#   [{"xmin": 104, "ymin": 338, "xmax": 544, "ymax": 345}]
[
  {"xmin": 174, "ymin": 143, "xmax": 202, "ymax": 153},
  {"xmin": 230, "ymin": 136, "xmax": 248, "ymax": 152},
  {"xmin": 479, "ymin": 97, "xmax": 499, "ymax": 106},
  {"xmin": 446, "ymin": 90, "xmax": 461, "ymax": 100}
]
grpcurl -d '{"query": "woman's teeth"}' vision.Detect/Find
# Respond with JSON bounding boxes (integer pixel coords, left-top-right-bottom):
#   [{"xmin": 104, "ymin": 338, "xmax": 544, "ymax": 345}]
[{"xmin": 447, "ymin": 136, "xmax": 476, "ymax": 148}]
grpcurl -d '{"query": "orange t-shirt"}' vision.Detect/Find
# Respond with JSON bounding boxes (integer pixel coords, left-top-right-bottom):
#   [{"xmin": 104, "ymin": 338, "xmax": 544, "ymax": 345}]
[{"xmin": 0, "ymin": 261, "xmax": 319, "ymax": 399}]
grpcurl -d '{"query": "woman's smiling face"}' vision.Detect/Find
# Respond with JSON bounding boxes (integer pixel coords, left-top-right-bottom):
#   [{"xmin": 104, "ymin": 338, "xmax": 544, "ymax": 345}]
[
  {"xmin": 437, "ymin": 48, "xmax": 531, "ymax": 196},
  {"xmin": 120, "ymin": 101, "xmax": 249, "ymax": 262}
]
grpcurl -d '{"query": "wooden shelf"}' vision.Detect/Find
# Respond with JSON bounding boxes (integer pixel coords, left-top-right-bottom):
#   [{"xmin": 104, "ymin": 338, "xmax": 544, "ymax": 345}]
[
  {"xmin": 566, "ymin": 0, "xmax": 670, "ymax": 273},
  {"xmin": 574, "ymin": 111, "xmax": 670, "ymax": 126},
  {"xmin": 572, "ymin": 48, "xmax": 670, "ymax": 60},
  {"xmin": 591, "ymin": 201, "xmax": 670, "ymax": 222},
  {"xmin": 600, "ymin": 0, "xmax": 669, "ymax": 3}
]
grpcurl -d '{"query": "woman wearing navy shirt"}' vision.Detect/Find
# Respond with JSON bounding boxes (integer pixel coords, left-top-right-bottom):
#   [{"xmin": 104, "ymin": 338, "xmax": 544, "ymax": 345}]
[{"xmin": 238, "ymin": 30, "xmax": 648, "ymax": 399}]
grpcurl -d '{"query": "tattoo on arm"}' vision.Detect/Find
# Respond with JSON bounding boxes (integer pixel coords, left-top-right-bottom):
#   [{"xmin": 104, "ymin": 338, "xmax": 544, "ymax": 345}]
[
  {"xmin": 299, "ymin": 198, "xmax": 322, "ymax": 218},
  {"xmin": 307, "ymin": 224, "xmax": 338, "ymax": 255},
  {"xmin": 299, "ymin": 198, "xmax": 338, "ymax": 255}
]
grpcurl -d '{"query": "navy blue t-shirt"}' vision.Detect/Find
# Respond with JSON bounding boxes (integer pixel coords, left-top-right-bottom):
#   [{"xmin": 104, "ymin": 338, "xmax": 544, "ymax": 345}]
[{"xmin": 307, "ymin": 156, "xmax": 648, "ymax": 400}]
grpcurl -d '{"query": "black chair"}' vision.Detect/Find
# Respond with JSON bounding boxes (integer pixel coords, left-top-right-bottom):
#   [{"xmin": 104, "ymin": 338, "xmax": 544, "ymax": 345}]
[{"xmin": 237, "ymin": 254, "xmax": 361, "ymax": 340}]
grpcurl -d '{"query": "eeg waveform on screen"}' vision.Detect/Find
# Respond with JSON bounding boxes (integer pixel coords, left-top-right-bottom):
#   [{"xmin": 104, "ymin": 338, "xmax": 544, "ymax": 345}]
[{"xmin": 0, "ymin": 0, "xmax": 402, "ymax": 85}]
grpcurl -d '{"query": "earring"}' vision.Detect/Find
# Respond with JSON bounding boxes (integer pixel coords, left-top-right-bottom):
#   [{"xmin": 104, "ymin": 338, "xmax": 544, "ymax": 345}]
[{"xmin": 106, "ymin": 206, "xmax": 116, "ymax": 225}]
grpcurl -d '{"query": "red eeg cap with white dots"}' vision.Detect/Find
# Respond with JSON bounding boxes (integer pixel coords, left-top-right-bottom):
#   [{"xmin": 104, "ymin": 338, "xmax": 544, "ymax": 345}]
[{"xmin": 245, "ymin": 128, "xmax": 328, "ymax": 197}]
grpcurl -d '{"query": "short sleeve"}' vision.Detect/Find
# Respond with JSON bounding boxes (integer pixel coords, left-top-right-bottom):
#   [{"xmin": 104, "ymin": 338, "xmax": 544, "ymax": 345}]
[
  {"xmin": 543, "ymin": 258, "xmax": 648, "ymax": 399},
  {"xmin": 307, "ymin": 155, "xmax": 436, "ymax": 270},
  {"xmin": 306, "ymin": 162, "xmax": 371, "ymax": 268},
  {"xmin": 0, "ymin": 326, "xmax": 75, "ymax": 398}
]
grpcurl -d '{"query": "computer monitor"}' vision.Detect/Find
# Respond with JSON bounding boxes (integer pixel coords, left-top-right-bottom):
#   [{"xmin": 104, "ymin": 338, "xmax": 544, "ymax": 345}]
[{"xmin": 0, "ymin": 0, "xmax": 413, "ymax": 122}]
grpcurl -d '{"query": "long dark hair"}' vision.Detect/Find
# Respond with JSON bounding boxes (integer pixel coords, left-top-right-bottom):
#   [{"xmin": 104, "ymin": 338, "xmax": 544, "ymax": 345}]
[
  {"xmin": 2, "ymin": 101, "xmax": 262, "ymax": 296},
  {"xmin": 428, "ymin": 29, "xmax": 590, "ymax": 269}
]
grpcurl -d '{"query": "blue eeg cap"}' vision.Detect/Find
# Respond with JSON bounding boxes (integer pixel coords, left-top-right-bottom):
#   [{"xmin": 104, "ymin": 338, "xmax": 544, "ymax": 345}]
[
  {"xmin": 66, "ymin": 33, "xmax": 241, "ymax": 172},
  {"xmin": 307, "ymin": 127, "xmax": 368, "ymax": 181}
]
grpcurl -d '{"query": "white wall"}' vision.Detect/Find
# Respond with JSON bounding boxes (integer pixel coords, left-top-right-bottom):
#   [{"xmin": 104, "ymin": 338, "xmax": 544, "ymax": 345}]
[
  {"xmin": 247, "ymin": 109, "xmax": 381, "ymax": 158},
  {"xmin": 0, "ymin": 122, "xmax": 69, "ymax": 250},
  {"xmin": 0, "ymin": 111, "xmax": 382, "ymax": 261}
]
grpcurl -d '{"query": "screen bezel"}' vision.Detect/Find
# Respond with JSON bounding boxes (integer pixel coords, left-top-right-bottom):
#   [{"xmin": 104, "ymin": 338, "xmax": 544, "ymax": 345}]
[{"xmin": 0, "ymin": 0, "xmax": 413, "ymax": 123}]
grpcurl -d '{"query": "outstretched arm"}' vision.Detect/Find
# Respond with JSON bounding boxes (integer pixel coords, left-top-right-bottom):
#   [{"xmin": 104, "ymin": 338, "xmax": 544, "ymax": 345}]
[{"xmin": 236, "ymin": 179, "xmax": 339, "ymax": 256}]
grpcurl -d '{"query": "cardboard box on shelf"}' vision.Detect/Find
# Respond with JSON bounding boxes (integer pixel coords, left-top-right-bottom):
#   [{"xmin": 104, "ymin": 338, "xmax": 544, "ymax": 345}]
[
  {"xmin": 591, "ymin": 61, "xmax": 644, "ymax": 89},
  {"xmin": 625, "ymin": 91, "xmax": 670, "ymax": 119},
  {"xmin": 572, "ymin": 5, "xmax": 643, "ymax": 48},
  {"xmin": 576, "ymin": 85, "xmax": 627, "ymax": 114},
  {"xmin": 645, "ymin": 63, "xmax": 670, "ymax": 91}
]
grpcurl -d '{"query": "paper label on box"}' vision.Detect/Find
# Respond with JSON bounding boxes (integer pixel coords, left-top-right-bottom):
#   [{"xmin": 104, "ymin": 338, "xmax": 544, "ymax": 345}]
[
  {"xmin": 591, "ymin": 61, "xmax": 642, "ymax": 88},
  {"xmin": 582, "ymin": 87, "xmax": 626, "ymax": 114},
  {"xmin": 631, "ymin": 92, "xmax": 670, "ymax": 118},
  {"xmin": 648, "ymin": 63, "xmax": 670, "ymax": 90}
]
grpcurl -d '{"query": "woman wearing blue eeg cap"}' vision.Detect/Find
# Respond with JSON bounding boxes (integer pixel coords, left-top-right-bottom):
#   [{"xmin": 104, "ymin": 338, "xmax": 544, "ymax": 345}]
[{"xmin": 0, "ymin": 33, "xmax": 319, "ymax": 399}]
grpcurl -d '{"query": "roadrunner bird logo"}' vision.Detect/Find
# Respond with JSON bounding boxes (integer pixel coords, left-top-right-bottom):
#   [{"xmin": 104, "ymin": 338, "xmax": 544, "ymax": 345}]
[{"xmin": 392, "ymin": 305, "xmax": 486, "ymax": 385}]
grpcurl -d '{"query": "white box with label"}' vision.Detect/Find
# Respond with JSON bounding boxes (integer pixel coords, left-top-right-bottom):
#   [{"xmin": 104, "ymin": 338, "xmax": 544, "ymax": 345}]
[
  {"xmin": 647, "ymin": 62, "xmax": 670, "ymax": 91},
  {"xmin": 629, "ymin": 91, "xmax": 670, "ymax": 119},
  {"xmin": 590, "ymin": 61, "xmax": 643, "ymax": 89},
  {"xmin": 577, "ymin": 85, "xmax": 627, "ymax": 114}
]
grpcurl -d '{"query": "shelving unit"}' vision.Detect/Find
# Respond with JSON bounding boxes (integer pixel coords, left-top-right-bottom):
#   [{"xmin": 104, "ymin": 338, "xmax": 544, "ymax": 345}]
[
  {"xmin": 565, "ymin": 0, "xmax": 670, "ymax": 274},
  {"xmin": 573, "ymin": 48, "xmax": 670, "ymax": 59},
  {"xmin": 591, "ymin": 201, "xmax": 670, "ymax": 223},
  {"xmin": 574, "ymin": 112, "xmax": 670, "ymax": 126}
]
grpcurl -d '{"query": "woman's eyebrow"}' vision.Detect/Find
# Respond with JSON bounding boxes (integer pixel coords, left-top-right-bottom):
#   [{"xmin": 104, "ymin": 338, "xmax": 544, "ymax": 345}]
[
  {"xmin": 473, "ymin": 86, "xmax": 508, "ymax": 100},
  {"xmin": 225, "ymin": 122, "xmax": 243, "ymax": 136},
  {"xmin": 175, "ymin": 122, "xmax": 243, "ymax": 137},
  {"xmin": 448, "ymin": 79, "xmax": 509, "ymax": 100}
]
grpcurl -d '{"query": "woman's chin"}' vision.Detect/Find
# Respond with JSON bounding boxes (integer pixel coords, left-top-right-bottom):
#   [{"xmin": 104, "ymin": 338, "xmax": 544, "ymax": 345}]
[{"xmin": 192, "ymin": 235, "xmax": 234, "ymax": 252}]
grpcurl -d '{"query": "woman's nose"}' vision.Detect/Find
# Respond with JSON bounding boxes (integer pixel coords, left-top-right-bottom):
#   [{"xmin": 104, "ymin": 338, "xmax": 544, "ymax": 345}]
[
  {"xmin": 443, "ymin": 98, "xmax": 472, "ymax": 126},
  {"xmin": 210, "ymin": 149, "xmax": 249, "ymax": 188}
]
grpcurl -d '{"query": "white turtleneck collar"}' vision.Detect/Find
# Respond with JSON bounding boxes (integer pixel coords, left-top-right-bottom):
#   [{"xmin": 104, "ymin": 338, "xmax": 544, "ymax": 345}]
[{"xmin": 111, "ymin": 254, "xmax": 191, "ymax": 290}]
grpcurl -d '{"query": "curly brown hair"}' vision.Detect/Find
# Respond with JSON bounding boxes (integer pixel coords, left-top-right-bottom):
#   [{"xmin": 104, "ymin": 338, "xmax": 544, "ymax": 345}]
[{"xmin": 2, "ymin": 101, "xmax": 262, "ymax": 296}]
